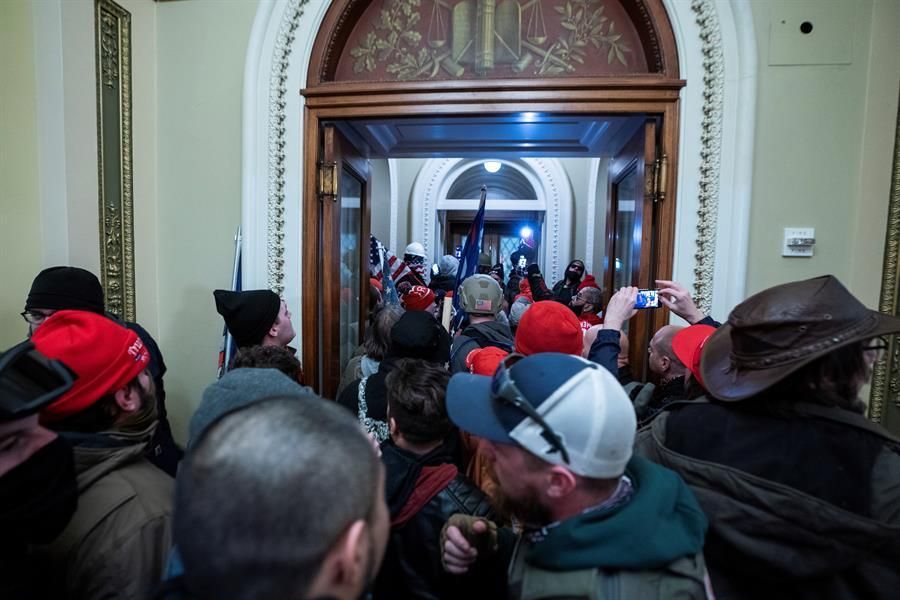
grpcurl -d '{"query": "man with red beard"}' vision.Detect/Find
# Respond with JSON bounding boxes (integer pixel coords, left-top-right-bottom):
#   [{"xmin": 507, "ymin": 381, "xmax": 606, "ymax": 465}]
[
  {"xmin": 441, "ymin": 353, "xmax": 711, "ymax": 599},
  {"xmin": 29, "ymin": 311, "xmax": 173, "ymax": 599}
]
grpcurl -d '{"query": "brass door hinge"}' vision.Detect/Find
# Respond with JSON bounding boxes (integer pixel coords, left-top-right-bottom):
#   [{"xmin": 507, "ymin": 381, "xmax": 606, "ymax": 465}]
[
  {"xmin": 652, "ymin": 154, "xmax": 668, "ymax": 203},
  {"xmin": 318, "ymin": 161, "xmax": 337, "ymax": 201}
]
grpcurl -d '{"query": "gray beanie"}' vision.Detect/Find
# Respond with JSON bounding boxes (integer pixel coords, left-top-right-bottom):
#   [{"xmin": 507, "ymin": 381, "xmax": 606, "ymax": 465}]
[
  {"xmin": 509, "ymin": 297, "xmax": 533, "ymax": 328},
  {"xmin": 188, "ymin": 368, "xmax": 314, "ymax": 448},
  {"xmin": 438, "ymin": 255, "xmax": 459, "ymax": 278}
]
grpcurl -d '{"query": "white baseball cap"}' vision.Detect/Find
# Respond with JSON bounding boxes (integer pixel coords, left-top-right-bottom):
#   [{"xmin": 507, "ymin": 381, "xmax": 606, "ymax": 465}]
[{"xmin": 447, "ymin": 353, "xmax": 636, "ymax": 478}]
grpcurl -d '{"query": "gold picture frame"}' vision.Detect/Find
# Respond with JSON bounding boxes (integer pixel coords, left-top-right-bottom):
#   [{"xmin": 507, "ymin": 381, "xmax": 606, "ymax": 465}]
[
  {"xmin": 94, "ymin": 0, "xmax": 136, "ymax": 322},
  {"xmin": 869, "ymin": 85, "xmax": 900, "ymax": 433}
]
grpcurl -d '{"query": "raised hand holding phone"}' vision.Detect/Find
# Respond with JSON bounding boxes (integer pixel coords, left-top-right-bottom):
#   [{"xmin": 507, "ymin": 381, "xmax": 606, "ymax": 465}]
[{"xmin": 602, "ymin": 286, "xmax": 639, "ymax": 331}]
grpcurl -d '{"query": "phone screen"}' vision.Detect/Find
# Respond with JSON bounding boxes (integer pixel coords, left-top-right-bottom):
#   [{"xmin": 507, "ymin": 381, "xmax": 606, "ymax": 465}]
[{"xmin": 635, "ymin": 289, "xmax": 660, "ymax": 309}]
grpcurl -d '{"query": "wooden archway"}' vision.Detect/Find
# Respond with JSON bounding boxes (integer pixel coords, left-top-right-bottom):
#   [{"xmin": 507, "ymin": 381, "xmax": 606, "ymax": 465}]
[{"xmin": 301, "ymin": 0, "xmax": 684, "ymax": 395}]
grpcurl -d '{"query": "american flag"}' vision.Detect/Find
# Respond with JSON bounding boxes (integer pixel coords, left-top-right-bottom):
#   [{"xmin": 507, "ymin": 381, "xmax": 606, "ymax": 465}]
[{"xmin": 369, "ymin": 235, "xmax": 418, "ymax": 285}]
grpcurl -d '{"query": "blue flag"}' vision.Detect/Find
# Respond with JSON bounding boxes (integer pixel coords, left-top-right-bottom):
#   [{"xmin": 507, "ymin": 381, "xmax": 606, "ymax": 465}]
[{"xmin": 451, "ymin": 186, "xmax": 487, "ymax": 331}]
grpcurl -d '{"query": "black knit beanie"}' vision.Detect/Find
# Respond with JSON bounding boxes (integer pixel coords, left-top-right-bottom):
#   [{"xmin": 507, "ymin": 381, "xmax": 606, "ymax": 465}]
[
  {"xmin": 25, "ymin": 267, "xmax": 105, "ymax": 313},
  {"xmin": 389, "ymin": 311, "xmax": 451, "ymax": 364},
  {"xmin": 214, "ymin": 289, "xmax": 281, "ymax": 347}
]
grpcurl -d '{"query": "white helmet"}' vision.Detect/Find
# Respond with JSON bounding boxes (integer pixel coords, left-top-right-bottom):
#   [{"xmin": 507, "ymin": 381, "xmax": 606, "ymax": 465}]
[{"xmin": 405, "ymin": 242, "xmax": 426, "ymax": 258}]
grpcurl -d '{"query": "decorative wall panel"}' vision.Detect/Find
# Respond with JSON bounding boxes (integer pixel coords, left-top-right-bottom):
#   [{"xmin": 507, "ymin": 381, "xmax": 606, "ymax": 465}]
[
  {"xmin": 332, "ymin": 0, "xmax": 650, "ymax": 81},
  {"xmin": 95, "ymin": 0, "xmax": 135, "ymax": 321},
  {"xmin": 870, "ymin": 89, "xmax": 900, "ymax": 433}
]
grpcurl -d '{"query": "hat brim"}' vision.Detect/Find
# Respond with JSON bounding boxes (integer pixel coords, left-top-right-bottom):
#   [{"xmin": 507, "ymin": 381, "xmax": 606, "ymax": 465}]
[
  {"xmin": 446, "ymin": 374, "xmax": 515, "ymax": 444},
  {"xmin": 701, "ymin": 310, "xmax": 900, "ymax": 402}
]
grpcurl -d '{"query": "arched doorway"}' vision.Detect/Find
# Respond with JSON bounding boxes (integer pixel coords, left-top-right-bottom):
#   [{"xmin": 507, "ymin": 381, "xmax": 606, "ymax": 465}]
[
  {"xmin": 300, "ymin": 0, "xmax": 683, "ymax": 396},
  {"xmin": 411, "ymin": 157, "xmax": 573, "ymax": 284},
  {"xmin": 238, "ymin": 0, "xmax": 760, "ymax": 400}
]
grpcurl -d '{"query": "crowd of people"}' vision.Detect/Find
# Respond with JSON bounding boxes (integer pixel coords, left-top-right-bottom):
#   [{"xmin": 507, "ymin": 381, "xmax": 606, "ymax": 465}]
[{"xmin": 2, "ymin": 259, "xmax": 899, "ymax": 600}]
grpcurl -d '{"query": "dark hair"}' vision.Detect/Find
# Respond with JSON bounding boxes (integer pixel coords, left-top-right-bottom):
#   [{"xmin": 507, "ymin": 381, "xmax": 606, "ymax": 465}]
[
  {"xmin": 747, "ymin": 342, "xmax": 869, "ymax": 415},
  {"xmin": 176, "ymin": 396, "xmax": 381, "ymax": 600},
  {"xmin": 231, "ymin": 345, "xmax": 303, "ymax": 383},
  {"xmin": 386, "ymin": 359, "xmax": 451, "ymax": 445},
  {"xmin": 363, "ymin": 306, "xmax": 403, "ymax": 361}
]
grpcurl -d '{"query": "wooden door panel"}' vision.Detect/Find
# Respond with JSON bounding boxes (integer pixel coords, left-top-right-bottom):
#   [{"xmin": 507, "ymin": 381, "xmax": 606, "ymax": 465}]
[
  {"xmin": 321, "ymin": 124, "xmax": 371, "ymax": 399},
  {"xmin": 606, "ymin": 119, "xmax": 657, "ymax": 379}
]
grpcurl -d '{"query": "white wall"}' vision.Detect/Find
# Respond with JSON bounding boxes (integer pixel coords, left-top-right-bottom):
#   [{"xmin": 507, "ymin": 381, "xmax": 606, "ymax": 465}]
[
  {"xmin": 0, "ymin": 0, "xmax": 43, "ymax": 348},
  {"xmin": 746, "ymin": 0, "xmax": 900, "ymax": 305},
  {"xmin": 156, "ymin": 0, "xmax": 259, "ymax": 442}
]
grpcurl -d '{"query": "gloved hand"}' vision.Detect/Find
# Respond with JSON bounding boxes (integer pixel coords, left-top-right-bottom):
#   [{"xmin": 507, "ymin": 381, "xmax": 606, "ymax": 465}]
[{"xmin": 441, "ymin": 514, "xmax": 498, "ymax": 574}]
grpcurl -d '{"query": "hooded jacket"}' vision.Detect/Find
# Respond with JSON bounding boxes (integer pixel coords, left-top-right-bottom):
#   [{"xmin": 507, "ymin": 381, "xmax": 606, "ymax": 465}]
[
  {"xmin": 635, "ymin": 401, "xmax": 900, "ymax": 600},
  {"xmin": 450, "ymin": 321, "xmax": 514, "ymax": 373},
  {"xmin": 507, "ymin": 456, "xmax": 709, "ymax": 599},
  {"xmin": 34, "ymin": 422, "xmax": 174, "ymax": 599}
]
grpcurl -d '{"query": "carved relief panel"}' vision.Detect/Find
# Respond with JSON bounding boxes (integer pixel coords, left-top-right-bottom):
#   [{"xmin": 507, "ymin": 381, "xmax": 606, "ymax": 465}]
[{"xmin": 320, "ymin": 0, "xmax": 667, "ymax": 83}]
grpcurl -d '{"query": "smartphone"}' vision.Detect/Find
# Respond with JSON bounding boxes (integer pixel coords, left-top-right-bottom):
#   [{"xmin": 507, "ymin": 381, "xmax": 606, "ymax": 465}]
[{"xmin": 635, "ymin": 289, "xmax": 660, "ymax": 309}]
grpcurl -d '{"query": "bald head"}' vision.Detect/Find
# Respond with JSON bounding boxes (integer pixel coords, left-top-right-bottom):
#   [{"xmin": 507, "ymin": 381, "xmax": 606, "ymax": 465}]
[{"xmin": 648, "ymin": 325, "xmax": 686, "ymax": 378}]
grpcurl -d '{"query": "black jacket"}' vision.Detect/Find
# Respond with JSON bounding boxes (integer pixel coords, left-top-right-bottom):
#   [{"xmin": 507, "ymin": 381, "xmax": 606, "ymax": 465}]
[
  {"xmin": 374, "ymin": 441, "xmax": 501, "ymax": 600},
  {"xmin": 636, "ymin": 400, "xmax": 900, "ymax": 600},
  {"xmin": 449, "ymin": 321, "xmax": 513, "ymax": 373},
  {"xmin": 123, "ymin": 321, "xmax": 182, "ymax": 477}
]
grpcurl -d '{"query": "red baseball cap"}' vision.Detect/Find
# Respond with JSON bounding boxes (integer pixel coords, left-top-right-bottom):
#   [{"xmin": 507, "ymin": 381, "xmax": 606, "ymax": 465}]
[
  {"xmin": 672, "ymin": 324, "xmax": 716, "ymax": 388},
  {"xmin": 515, "ymin": 301, "xmax": 583, "ymax": 356},
  {"xmin": 31, "ymin": 310, "xmax": 150, "ymax": 421}
]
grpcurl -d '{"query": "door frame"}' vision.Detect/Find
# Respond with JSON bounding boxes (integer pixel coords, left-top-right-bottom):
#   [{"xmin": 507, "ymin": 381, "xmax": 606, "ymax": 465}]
[{"xmin": 301, "ymin": 88, "xmax": 682, "ymax": 394}]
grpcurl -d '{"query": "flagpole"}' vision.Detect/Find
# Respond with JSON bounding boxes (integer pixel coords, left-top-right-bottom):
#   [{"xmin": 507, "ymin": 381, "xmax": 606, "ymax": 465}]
[
  {"xmin": 217, "ymin": 226, "xmax": 242, "ymax": 379},
  {"xmin": 450, "ymin": 186, "xmax": 488, "ymax": 334}
]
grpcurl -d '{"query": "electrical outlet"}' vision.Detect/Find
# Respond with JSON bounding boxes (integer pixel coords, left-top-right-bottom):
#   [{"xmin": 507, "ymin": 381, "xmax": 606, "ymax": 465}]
[{"xmin": 783, "ymin": 227, "xmax": 815, "ymax": 257}]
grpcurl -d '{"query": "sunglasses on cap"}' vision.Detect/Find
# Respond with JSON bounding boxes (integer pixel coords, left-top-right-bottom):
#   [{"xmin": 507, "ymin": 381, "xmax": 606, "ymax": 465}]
[
  {"xmin": 0, "ymin": 341, "xmax": 76, "ymax": 420},
  {"xmin": 490, "ymin": 353, "xmax": 570, "ymax": 464}
]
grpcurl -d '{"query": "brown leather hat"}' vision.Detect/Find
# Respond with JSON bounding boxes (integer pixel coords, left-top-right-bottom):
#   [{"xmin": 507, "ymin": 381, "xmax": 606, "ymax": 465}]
[{"xmin": 701, "ymin": 275, "xmax": 900, "ymax": 401}]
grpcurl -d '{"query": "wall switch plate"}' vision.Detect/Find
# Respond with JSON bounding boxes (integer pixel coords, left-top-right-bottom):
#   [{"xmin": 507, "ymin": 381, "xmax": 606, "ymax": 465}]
[{"xmin": 783, "ymin": 227, "xmax": 815, "ymax": 257}]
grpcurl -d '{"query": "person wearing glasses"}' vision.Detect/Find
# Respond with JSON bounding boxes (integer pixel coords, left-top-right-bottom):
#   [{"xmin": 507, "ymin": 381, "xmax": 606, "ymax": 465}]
[
  {"xmin": 26, "ymin": 310, "xmax": 174, "ymax": 599},
  {"xmin": 23, "ymin": 266, "xmax": 182, "ymax": 477},
  {"xmin": 441, "ymin": 352, "xmax": 711, "ymax": 599},
  {"xmin": 636, "ymin": 275, "xmax": 900, "ymax": 600}
]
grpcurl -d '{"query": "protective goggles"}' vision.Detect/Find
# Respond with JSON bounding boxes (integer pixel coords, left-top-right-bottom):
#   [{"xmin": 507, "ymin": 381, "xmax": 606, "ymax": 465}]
[
  {"xmin": 490, "ymin": 353, "xmax": 570, "ymax": 464},
  {"xmin": 0, "ymin": 341, "xmax": 75, "ymax": 420}
]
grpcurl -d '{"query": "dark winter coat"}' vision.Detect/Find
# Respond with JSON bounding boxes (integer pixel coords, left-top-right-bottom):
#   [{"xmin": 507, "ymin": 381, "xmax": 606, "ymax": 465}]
[
  {"xmin": 635, "ymin": 400, "xmax": 900, "ymax": 600},
  {"xmin": 551, "ymin": 278, "xmax": 579, "ymax": 307},
  {"xmin": 449, "ymin": 321, "xmax": 513, "ymax": 373},
  {"xmin": 374, "ymin": 441, "xmax": 501, "ymax": 600},
  {"xmin": 124, "ymin": 321, "xmax": 183, "ymax": 477}
]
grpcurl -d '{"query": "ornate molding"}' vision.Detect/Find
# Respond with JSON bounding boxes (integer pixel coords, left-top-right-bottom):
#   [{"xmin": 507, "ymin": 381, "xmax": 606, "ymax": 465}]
[
  {"xmin": 690, "ymin": 0, "xmax": 724, "ymax": 314},
  {"xmin": 267, "ymin": 0, "xmax": 310, "ymax": 295},
  {"xmin": 411, "ymin": 158, "xmax": 568, "ymax": 283},
  {"xmin": 869, "ymin": 90, "xmax": 900, "ymax": 425},
  {"xmin": 95, "ymin": 0, "xmax": 135, "ymax": 321}
]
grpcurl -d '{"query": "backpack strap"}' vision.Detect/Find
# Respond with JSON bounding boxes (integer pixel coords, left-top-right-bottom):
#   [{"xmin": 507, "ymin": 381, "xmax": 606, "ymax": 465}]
[{"xmin": 357, "ymin": 376, "xmax": 389, "ymax": 442}]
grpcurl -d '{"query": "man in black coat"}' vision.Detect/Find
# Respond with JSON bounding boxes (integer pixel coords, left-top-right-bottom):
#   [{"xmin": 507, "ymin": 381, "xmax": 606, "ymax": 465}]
[
  {"xmin": 636, "ymin": 275, "xmax": 900, "ymax": 600},
  {"xmin": 374, "ymin": 359, "xmax": 500, "ymax": 600},
  {"xmin": 551, "ymin": 259, "xmax": 585, "ymax": 307}
]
